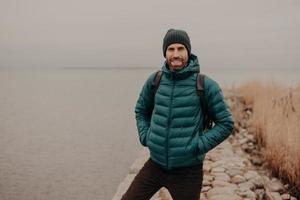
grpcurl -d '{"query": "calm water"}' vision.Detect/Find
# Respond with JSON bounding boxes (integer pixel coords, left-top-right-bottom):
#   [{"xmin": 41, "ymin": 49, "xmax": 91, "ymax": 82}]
[{"xmin": 0, "ymin": 67, "xmax": 299, "ymax": 200}]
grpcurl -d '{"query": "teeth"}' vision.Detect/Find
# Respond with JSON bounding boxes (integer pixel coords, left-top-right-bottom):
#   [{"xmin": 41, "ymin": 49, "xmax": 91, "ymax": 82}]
[{"xmin": 172, "ymin": 61, "xmax": 182, "ymax": 64}]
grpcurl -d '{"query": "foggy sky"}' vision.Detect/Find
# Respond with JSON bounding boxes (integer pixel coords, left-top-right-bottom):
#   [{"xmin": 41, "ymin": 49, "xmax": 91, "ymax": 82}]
[{"xmin": 1, "ymin": 0, "xmax": 300, "ymax": 68}]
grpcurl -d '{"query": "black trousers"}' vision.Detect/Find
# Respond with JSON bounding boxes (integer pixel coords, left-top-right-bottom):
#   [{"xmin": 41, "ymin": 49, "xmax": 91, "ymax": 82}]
[{"xmin": 121, "ymin": 158, "xmax": 203, "ymax": 200}]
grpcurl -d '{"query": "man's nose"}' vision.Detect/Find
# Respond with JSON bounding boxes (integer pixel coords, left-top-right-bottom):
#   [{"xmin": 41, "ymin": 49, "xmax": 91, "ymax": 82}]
[{"xmin": 173, "ymin": 50, "xmax": 180, "ymax": 57}]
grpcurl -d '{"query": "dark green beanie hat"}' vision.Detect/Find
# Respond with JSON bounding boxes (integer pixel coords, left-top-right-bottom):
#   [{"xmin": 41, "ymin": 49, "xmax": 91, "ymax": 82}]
[{"xmin": 163, "ymin": 29, "xmax": 191, "ymax": 57}]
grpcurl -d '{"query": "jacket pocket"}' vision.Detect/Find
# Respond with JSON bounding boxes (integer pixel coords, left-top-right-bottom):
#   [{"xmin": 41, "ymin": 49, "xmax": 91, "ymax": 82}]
[
  {"xmin": 193, "ymin": 131, "xmax": 202, "ymax": 156},
  {"xmin": 190, "ymin": 135, "xmax": 198, "ymax": 156}
]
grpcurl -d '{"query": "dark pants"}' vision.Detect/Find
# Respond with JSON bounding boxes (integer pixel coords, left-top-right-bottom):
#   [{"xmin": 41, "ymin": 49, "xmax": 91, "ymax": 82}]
[{"xmin": 121, "ymin": 158, "xmax": 203, "ymax": 200}]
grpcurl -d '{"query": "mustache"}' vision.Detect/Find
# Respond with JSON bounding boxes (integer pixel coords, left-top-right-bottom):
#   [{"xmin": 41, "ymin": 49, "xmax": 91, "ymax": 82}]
[{"xmin": 170, "ymin": 58, "xmax": 184, "ymax": 62}]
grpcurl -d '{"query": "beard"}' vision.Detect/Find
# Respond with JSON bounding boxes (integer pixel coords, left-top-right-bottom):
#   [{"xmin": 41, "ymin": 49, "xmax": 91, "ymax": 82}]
[{"xmin": 167, "ymin": 58, "xmax": 187, "ymax": 71}]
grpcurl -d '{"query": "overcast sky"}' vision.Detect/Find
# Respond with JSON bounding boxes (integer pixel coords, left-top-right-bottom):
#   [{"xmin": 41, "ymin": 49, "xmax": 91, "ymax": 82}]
[{"xmin": 1, "ymin": 0, "xmax": 299, "ymax": 68}]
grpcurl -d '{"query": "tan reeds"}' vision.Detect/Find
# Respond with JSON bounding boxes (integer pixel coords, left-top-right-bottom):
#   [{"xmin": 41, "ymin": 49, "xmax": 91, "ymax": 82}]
[{"xmin": 236, "ymin": 81, "xmax": 300, "ymax": 189}]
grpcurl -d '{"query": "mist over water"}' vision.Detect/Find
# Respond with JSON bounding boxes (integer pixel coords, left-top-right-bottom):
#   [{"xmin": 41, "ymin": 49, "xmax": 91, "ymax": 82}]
[{"xmin": 1, "ymin": 0, "xmax": 300, "ymax": 69}]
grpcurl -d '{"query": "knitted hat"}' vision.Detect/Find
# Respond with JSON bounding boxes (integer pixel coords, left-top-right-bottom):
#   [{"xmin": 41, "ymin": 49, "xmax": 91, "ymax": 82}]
[{"xmin": 163, "ymin": 29, "xmax": 191, "ymax": 57}]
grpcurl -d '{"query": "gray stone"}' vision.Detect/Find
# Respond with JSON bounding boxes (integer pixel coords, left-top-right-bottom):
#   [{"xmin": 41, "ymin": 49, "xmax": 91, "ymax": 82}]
[
  {"xmin": 284, "ymin": 184, "xmax": 289, "ymax": 189},
  {"xmin": 250, "ymin": 156, "xmax": 264, "ymax": 166},
  {"xmin": 201, "ymin": 186, "xmax": 212, "ymax": 193},
  {"xmin": 227, "ymin": 168, "xmax": 244, "ymax": 177},
  {"xmin": 238, "ymin": 181, "xmax": 255, "ymax": 192},
  {"xmin": 212, "ymin": 180, "xmax": 232, "ymax": 187},
  {"xmin": 281, "ymin": 193, "xmax": 291, "ymax": 200},
  {"xmin": 267, "ymin": 180, "xmax": 285, "ymax": 193},
  {"xmin": 203, "ymin": 164, "xmax": 212, "ymax": 173},
  {"xmin": 207, "ymin": 152, "xmax": 221, "ymax": 162},
  {"xmin": 241, "ymin": 143, "xmax": 249, "ymax": 150},
  {"xmin": 207, "ymin": 186, "xmax": 237, "ymax": 198},
  {"xmin": 245, "ymin": 134, "xmax": 256, "ymax": 142},
  {"xmin": 200, "ymin": 195, "xmax": 207, "ymax": 200},
  {"xmin": 231, "ymin": 175, "xmax": 247, "ymax": 184},
  {"xmin": 211, "ymin": 167, "xmax": 226, "ymax": 173},
  {"xmin": 239, "ymin": 138, "xmax": 249, "ymax": 145},
  {"xmin": 265, "ymin": 191, "xmax": 282, "ymax": 200},
  {"xmin": 149, "ymin": 191, "xmax": 160, "ymax": 200},
  {"xmin": 262, "ymin": 175, "xmax": 271, "ymax": 183},
  {"xmin": 210, "ymin": 160, "xmax": 226, "ymax": 168},
  {"xmin": 203, "ymin": 179, "xmax": 211, "ymax": 186},
  {"xmin": 237, "ymin": 190, "xmax": 256, "ymax": 199},
  {"xmin": 244, "ymin": 171, "xmax": 259, "ymax": 180},
  {"xmin": 157, "ymin": 188, "xmax": 172, "ymax": 200},
  {"xmin": 246, "ymin": 110, "xmax": 252, "ymax": 116},
  {"xmin": 208, "ymin": 194, "xmax": 242, "ymax": 200},
  {"xmin": 203, "ymin": 175, "xmax": 214, "ymax": 182},
  {"xmin": 212, "ymin": 172, "xmax": 230, "ymax": 182},
  {"xmin": 239, "ymin": 128, "xmax": 248, "ymax": 135},
  {"xmin": 255, "ymin": 189, "xmax": 266, "ymax": 200},
  {"xmin": 251, "ymin": 175, "xmax": 265, "ymax": 189}
]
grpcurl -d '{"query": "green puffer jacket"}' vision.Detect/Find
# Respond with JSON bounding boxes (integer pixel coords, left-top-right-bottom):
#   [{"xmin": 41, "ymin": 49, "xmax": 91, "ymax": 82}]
[{"xmin": 135, "ymin": 54, "xmax": 234, "ymax": 170}]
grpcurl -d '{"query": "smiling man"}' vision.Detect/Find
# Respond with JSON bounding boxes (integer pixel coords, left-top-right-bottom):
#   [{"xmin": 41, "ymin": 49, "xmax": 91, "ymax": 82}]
[{"xmin": 121, "ymin": 29, "xmax": 234, "ymax": 200}]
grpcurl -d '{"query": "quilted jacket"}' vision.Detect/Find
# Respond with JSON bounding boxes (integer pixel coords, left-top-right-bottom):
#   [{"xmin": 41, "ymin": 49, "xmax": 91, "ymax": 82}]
[{"xmin": 135, "ymin": 54, "xmax": 234, "ymax": 170}]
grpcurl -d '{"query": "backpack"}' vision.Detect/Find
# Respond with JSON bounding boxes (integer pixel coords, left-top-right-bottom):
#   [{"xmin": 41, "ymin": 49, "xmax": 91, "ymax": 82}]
[{"xmin": 150, "ymin": 70, "xmax": 213, "ymax": 131}]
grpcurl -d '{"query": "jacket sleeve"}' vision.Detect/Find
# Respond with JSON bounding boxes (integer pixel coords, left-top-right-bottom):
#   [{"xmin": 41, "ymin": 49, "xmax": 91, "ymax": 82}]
[
  {"xmin": 134, "ymin": 72, "xmax": 156, "ymax": 146},
  {"xmin": 198, "ymin": 76, "xmax": 234, "ymax": 155}
]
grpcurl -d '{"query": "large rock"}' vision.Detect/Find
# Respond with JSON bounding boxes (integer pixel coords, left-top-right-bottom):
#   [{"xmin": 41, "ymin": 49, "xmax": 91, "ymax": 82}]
[
  {"xmin": 227, "ymin": 168, "xmax": 244, "ymax": 177},
  {"xmin": 212, "ymin": 172, "xmax": 231, "ymax": 182},
  {"xmin": 212, "ymin": 180, "xmax": 232, "ymax": 187},
  {"xmin": 265, "ymin": 191, "xmax": 283, "ymax": 200},
  {"xmin": 207, "ymin": 186, "xmax": 237, "ymax": 198},
  {"xmin": 231, "ymin": 175, "xmax": 247, "ymax": 184},
  {"xmin": 267, "ymin": 180, "xmax": 285, "ymax": 193},
  {"xmin": 238, "ymin": 181, "xmax": 255, "ymax": 192},
  {"xmin": 237, "ymin": 189, "xmax": 256, "ymax": 199},
  {"xmin": 208, "ymin": 194, "xmax": 242, "ymax": 200},
  {"xmin": 211, "ymin": 167, "xmax": 226, "ymax": 173},
  {"xmin": 244, "ymin": 171, "xmax": 259, "ymax": 180},
  {"xmin": 250, "ymin": 175, "xmax": 265, "ymax": 189}
]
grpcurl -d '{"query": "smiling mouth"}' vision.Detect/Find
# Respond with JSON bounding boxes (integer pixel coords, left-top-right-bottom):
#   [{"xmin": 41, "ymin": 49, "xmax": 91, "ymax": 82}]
[
  {"xmin": 172, "ymin": 60, "xmax": 182, "ymax": 64},
  {"xmin": 171, "ymin": 59, "xmax": 184, "ymax": 66}
]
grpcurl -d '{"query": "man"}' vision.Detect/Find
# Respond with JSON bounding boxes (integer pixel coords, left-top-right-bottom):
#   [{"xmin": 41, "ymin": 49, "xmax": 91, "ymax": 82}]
[{"xmin": 122, "ymin": 29, "xmax": 234, "ymax": 200}]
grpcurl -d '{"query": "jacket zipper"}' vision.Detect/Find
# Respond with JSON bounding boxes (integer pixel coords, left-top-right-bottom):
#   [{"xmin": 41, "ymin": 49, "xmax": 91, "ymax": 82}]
[{"xmin": 166, "ymin": 75, "xmax": 175, "ymax": 170}]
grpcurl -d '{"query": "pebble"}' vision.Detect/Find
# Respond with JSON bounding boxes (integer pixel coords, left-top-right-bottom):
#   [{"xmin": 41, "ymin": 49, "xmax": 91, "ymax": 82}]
[
  {"xmin": 211, "ymin": 167, "xmax": 226, "ymax": 173},
  {"xmin": 231, "ymin": 175, "xmax": 247, "ymax": 184},
  {"xmin": 250, "ymin": 156, "xmax": 264, "ymax": 166},
  {"xmin": 244, "ymin": 171, "xmax": 259, "ymax": 180},
  {"xmin": 266, "ymin": 191, "xmax": 283, "ymax": 200},
  {"xmin": 201, "ymin": 186, "xmax": 212, "ymax": 193},
  {"xmin": 251, "ymin": 176, "xmax": 264, "ymax": 189},
  {"xmin": 227, "ymin": 168, "xmax": 244, "ymax": 177},
  {"xmin": 281, "ymin": 193, "xmax": 291, "ymax": 200},
  {"xmin": 267, "ymin": 180, "xmax": 285, "ymax": 193}
]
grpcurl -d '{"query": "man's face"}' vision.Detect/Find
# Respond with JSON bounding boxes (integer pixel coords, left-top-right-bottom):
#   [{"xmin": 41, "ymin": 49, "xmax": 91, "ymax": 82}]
[{"xmin": 166, "ymin": 43, "xmax": 189, "ymax": 72}]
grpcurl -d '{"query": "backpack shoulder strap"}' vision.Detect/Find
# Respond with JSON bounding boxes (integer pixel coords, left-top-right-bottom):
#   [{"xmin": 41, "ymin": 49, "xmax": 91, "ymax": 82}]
[
  {"xmin": 151, "ymin": 70, "xmax": 162, "ymax": 94},
  {"xmin": 196, "ymin": 73, "xmax": 205, "ymax": 93},
  {"xmin": 196, "ymin": 73, "xmax": 213, "ymax": 130},
  {"xmin": 196, "ymin": 73, "xmax": 206, "ymax": 112}
]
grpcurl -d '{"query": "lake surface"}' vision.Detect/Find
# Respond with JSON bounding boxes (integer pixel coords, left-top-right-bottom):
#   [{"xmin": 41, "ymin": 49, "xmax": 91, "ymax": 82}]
[{"xmin": 0, "ymin": 67, "xmax": 299, "ymax": 200}]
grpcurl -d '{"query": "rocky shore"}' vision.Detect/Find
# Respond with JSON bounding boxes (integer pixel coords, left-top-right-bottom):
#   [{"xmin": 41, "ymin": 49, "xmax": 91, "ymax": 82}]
[{"xmin": 112, "ymin": 91, "xmax": 299, "ymax": 200}]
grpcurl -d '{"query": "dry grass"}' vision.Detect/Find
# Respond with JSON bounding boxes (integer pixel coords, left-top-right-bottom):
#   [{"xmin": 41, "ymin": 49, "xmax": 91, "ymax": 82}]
[{"xmin": 235, "ymin": 81, "xmax": 300, "ymax": 189}]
